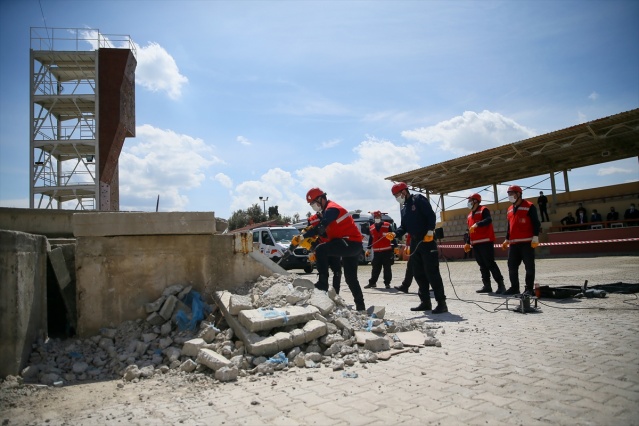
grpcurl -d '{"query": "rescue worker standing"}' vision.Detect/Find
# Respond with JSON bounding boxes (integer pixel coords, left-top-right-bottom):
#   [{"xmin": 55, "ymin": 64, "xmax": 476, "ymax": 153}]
[
  {"xmin": 298, "ymin": 188, "xmax": 366, "ymax": 311},
  {"xmin": 466, "ymin": 193, "xmax": 505, "ymax": 294},
  {"xmin": 387, "ymin": 183, "xmax": 448, "ymax": 314},
  {"xmin": 502, "ymin": 185, "xmax": 541, "ymax": 296},
  {"xmin": 364, "ymin": 211, "xmax": 396, "ymax": 289}
]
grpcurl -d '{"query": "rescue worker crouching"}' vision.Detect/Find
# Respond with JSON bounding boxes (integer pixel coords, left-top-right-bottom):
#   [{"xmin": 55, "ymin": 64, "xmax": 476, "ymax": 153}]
[
  {"xmin": 308, "ymin": 212, "xmax": 342, "ymax": 294},
  {"xmin": 298, "ymin": 187, "xmax": 366, "ymax": 312}
]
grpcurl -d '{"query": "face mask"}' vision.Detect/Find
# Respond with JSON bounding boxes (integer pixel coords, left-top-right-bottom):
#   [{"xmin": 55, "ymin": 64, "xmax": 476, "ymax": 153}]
[
  {"xmin": 467, "ymin": 201, "xmax": 474, "ymax": 210},
  {"xmin": 508, "ymin": 195, "xmax": 517, "ymax": 203},
  {"xmin": 395, "ymin": 195, "xmax": 405, "ymax": 205},
  {"xmin": 311, "ymin": 202, "xmax": 321, "ymax": 212},
  {"xmin": 374, "ymin": 218, "xmax": 381, "ymax": 224}
]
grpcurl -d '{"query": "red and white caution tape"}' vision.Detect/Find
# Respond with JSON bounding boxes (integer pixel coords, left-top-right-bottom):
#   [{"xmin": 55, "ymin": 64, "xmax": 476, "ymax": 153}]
[{"xmin": 438, "ymin": 237, "xmax": 639, "ymax": 249}]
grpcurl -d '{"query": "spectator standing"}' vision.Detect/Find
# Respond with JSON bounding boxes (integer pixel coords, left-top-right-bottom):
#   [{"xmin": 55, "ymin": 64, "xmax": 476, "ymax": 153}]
[
  {"xmin": 607, "ymin": 207, "xmax": 619, "ymax": 226},
  {"xmin": 502, "ymin": 185, "xmax": 541, "ymax": 296},
  {"xmin": 299, "ymin": 188, "xmax": 365, "ymax": 311},
  {"xmin": 537, "ymin": 191, "xmax": 550, "ymax": 222},
  {"xmin": 590, "ymin": 209, "xmax": 602, "ymax": 223},
  {"xmin": 364, "ymin": 211, "xmax": 396, "ymax": 289},
  {"xmin": 560, "ymin": 212, "xmax": 576, "ymax": 231},
  {"xmin": 387, "ymin": 182, "xmax": 448, "ymax": 314},
  {"xmin": 466, "ymin": 193, "xmax": 506, "ymax": 294},
  {"xmin": 624, "ymin": 203, "xmax": 639, "ymax": 226}
]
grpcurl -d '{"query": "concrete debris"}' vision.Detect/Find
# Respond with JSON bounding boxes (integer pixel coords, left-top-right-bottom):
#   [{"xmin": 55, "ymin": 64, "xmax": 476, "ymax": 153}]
[{"xmin": 13, "ymin": 273, "xmax": 441, "ymax": 387}]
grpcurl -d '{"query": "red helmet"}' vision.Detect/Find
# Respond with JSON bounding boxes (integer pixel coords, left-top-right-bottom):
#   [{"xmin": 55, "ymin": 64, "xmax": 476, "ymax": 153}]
[
  {"xmin": 468, "ymin": 193, "xmax": 481, "ymax": 203},
  {"xmin": 391, "ymin": 182, "xmax": 408, "ymax": 195},
  {"xmin": 507, "ymin": 185, "xmax": 523, "ymax": 194},
  {"xmin": 306, "ymin": 187, "xmax": 326, "ymax": 203},
  {"xmin": 371, "ymin": 210, "xmax": 382, "ymax": 218}
]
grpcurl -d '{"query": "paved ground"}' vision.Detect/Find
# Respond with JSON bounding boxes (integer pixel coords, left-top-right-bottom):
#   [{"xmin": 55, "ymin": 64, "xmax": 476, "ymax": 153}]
[{"xmin": 2, "ymin": 255, "xmax": 638, "ymax": 425}]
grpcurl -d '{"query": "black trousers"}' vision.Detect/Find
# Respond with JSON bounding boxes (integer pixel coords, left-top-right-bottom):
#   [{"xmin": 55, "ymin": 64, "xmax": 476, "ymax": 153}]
[
  {"xmin": 328, "ymin": 256, "xmax": 342, "ymax": 293},
  {"xmin": 369, "ymin": 250, "xmax": 394, "ymax": 286},
  {"xmin": 473, "ymin": 242, "xmax": 504, "ymax": 286},
  {"xmin": 539, "ymin": 205, "xmax": 549, "ymax": 222},
  {"xmin": 507, "ymin": 243, "xmax": 535, "ymax": 291},
  {"xmin": 411, "ymin": 239, "xmax": 446, "ymax": 303},
  {"xmin": 402, "ymin": 255, "xmax": 414, "ymax": 288},
  {"xmin": 315, "ymin": 239, "xmax": 364, "ymax": 307}
]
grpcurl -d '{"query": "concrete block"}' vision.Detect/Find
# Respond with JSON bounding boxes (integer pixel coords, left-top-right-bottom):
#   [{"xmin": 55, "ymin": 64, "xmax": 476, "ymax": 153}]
[
  {"xmin": 303, "ymin": 320, "xmax": 328, "ymax": 341},
  {"xmin": 72, "ymin": 211, "xmax": 218, "ymax": 237},
  {"xmin": 197, "ymin": 348, "xmax": 231, "ymax": 371},
  {"xmin": 307, "ymin": 289, "xmax": 336, "ymax": 316},
  {"xmin": 159, "ymin": 295, "xmax": 178, "ymax": 320},
  {"xmin": 145, "ymin": 296, "xmax": 166, "ymax": 314},
  {"xmin": 367, "ymin": 305, "xmax": 385, "ymax": 319},
  {"xmin": 215, "ymin": 365, "xmax": 238, "ymax": 382},
  {"xmin": 364, "ymin": 336, "xmax": 391, "ymax": 353},
  {"xmin": 182, "ymin": 338, "xmax": 208, "ymax": 357},
  {"xmin": 0, "ymin": 230, "xmax": 48, "ymax": 377},
  {"xmin": 146, "ymin": 312, "xmax": 165, "ymax": 326},
  {"xmin": 228, "ymin": 294, "xmax": 253, "ymax": 315},
  {"xmin": 290, "ymin": 328, "xmax": 306, "ymax": 347},
  {"xmin": 334, "ymin": 317, "xmax": 353, "ymax": 332},
  {"xmin": 355, "ymin": 331, "xmax": 384, "ymax": 346},
  {"xmin": 238, "ymin": 305, "xmax": 319, "ymax": 332}
]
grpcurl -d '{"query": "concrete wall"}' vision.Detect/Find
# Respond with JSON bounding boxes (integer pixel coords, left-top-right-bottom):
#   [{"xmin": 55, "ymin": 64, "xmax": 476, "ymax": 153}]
[
  {"xmin": 0, "ymin": 208, "xmax": 77, "ymax": 238},
  {"xmin": 0, "ymin": 230, "xmax": 48, "ymax": 377},
  {"xmin": 73, "ymin": 212, "xmax": 280, "ymax": 337}
]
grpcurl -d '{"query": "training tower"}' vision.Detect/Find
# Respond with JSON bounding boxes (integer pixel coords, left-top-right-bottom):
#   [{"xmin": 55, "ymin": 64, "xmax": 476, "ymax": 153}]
[{"xmin": 29, "ymin": 27, "xmax": 136, "ymax": 210}]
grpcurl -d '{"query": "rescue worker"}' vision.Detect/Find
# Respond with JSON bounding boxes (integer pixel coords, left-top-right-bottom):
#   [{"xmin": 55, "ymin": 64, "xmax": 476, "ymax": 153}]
[
  {"xmin": 501, "ymin": 185, "xmax": 541, "ymax": 296},
  {"xmin": 298, "ymin": 188, "xmax": 366, "ymax": 311},
  {"xmin": 308, "ymin": 212, "xmax": 342, "ymax": 294},
  {"xmin": 386, "ymin": 182, "xmax": 448, "ymax": 314},
  {"xmin": 364, "ymin": 211, "xmax": 396, "ymax": 289},
  {"xmin": 466, "ymin": 193, "xmax": 506, "ymax": 294}
]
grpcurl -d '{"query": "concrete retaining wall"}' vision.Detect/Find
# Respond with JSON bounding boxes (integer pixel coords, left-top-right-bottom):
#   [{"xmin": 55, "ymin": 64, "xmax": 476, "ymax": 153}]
[{"xmin": 0, "ymin": 230, "xmax": 48, "ymax": 377}]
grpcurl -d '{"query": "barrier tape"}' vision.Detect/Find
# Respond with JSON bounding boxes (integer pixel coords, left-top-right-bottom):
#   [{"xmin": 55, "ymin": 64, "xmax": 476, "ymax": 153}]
[{"xmin": 438, "ymin": 237, "xmax": 639, "ymax": 249}]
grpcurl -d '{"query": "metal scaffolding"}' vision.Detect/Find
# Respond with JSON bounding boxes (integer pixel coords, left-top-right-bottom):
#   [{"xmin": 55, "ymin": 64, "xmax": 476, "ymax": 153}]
[{"xmin": 29, "ymin": 27, "xmax": 136, "ymax": 210}]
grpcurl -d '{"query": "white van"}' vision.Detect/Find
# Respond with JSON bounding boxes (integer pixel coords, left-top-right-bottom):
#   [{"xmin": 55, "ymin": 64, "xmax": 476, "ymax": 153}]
[{"xmin": 252, "ymin": 226, "xmax": 314, "ymax": 273}]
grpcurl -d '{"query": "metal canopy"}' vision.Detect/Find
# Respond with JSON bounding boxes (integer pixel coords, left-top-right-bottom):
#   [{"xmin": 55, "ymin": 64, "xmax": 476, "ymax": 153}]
[{"xmin": 386, "ymin": 108, "xmax": 639, "ymax": 195}]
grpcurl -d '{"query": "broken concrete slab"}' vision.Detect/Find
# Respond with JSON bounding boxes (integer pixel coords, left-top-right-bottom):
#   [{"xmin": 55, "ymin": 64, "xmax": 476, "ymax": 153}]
[
  {"xmin": 159, "ymin": 295, "xmax": 178, "ymax": 320},
  {"xmin": 354, "ymin": 330, "xmax": 384, "ymax": 346},
  {"xmin": 238, "ymin": 305, "xmax": 320, "ymax": 332},
  {"xmin": 228, "ymin": 294, "xmax": 253, "ymax": 315},
  {"xmin": 307, "ymin": 289, "xmax": 336, "ymax": 316},
  {"xmin": 395, "ymin": 330, "xmax": 429, "ymax": 347},
  {"xmin": 197, "ymin": 348, "xmax": 231, "ymax": 371}
]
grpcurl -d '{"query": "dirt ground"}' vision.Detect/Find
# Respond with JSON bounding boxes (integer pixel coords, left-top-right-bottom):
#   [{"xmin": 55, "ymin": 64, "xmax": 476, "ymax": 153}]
[{"xmin": 2, "ymin": 254, "xmax": 638, "ymax": 426}]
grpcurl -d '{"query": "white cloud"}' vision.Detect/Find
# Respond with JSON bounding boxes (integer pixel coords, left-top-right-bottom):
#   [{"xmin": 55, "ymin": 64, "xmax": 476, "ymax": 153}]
[
  {"xmin": 0, "ymin": 198, "xmax": 29, "ymax": 208},
  {"xmin": 135, "ymin": 42, "xmax": 188, "ymax": 100},
  {"xmin": 318, "ymin": 139, "xmax": 341, "ymax": 150},
  {"xmin": 237, "ymin": 136, "xmax": 251, "ymax": 146},
  {"xmin": 119, "ymin": 124, "xmax": 221, "ymax": 211},
  {"xmin": 401, "ymin": 110, "xmax": 536, "ymax": 155},
  {"xmin": 588, "ymin": 92, "xmax": 599, "ymax": 101},
  {"xmin": 77, "ymin": 29, "xmax": 188, "ymax": 100},
  {"xmin": 214, "ymin": 173, "xmax": 233, "ymax": 188},
  {"xmin": 597, "ymin": 166, "xmax": 633, "ymax": 176},
  {"xmin": 578, "ymin": 111, "xmax": 587, "ymax": 123}
]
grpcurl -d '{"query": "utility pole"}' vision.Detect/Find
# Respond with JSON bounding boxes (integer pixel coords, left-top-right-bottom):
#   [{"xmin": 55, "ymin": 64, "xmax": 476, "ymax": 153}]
[{"xmin": 259, "ymin": 196, "xmax": 269, "ymax": 216}]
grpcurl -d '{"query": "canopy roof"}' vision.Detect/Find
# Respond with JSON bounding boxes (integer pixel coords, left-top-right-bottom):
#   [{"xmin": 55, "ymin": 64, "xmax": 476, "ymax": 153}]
[{"xmin": 386, "ymin": 108, "xmax": 639, "ymax": 195}]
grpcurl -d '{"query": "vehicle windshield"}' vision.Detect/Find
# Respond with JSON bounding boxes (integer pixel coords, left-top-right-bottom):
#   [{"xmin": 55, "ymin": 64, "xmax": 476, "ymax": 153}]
[{"xmin": 270, "ymin": 228, "xmax": 300, "ymax": 243}]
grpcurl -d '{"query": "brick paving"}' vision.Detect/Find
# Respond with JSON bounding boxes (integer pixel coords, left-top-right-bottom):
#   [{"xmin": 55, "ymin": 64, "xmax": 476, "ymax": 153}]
[{"xmin": 2, "ymin": 255, "xmax": 638, "ymax": 425}]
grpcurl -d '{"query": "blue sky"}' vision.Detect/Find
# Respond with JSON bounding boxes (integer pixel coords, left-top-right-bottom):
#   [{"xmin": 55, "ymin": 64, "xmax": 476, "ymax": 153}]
[{"xmin": 1, "ymin": 0, "xmax": 638, "ymax": 222}]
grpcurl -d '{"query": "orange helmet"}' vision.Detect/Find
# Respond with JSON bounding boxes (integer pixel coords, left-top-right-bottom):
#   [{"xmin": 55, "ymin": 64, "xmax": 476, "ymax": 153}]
[
  {"xmin": 507, "ymin": 185, "xmax": 523, "ymax": 194},
  {"xmin": 391, "ymin": 182, "xmax": 408, "ymax": 195},
  {"xmin": 468, "ymin": 193, "xmax": 481, "ymax": 203},
  {"xmin": 306, "ymin": 187, "xmax": 326, "ymax": 203},
  {"xmin": 371, "ymin": 210, "xmax": 382, "ymax": 218}
]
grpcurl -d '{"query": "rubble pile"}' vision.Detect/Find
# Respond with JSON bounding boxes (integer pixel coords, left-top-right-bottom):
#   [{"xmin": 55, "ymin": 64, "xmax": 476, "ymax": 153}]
[{"xmin": 16, "ymin": 274, "xmax": 441, "ymax": 387}]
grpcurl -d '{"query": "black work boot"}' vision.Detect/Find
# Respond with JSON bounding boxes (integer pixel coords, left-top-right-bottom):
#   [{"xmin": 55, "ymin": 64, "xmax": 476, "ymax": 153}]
[
  {"xmin": 432, "ymin": 301, "xmax": 448, "ymax": 314},
  {"xmin": 364, "ymin": 283, "xmax": 377, "ymax": 289},
  {"xmin": 503, "ymin": 287, "xmax": 520, "ymax": 295},
  {"xmin": 495, "ymin": 282, "xmax": 506, "ymax": 295},
  {"xmin": 394, "ymin": 284, "xmax": 409, "ymax": 293},
  {"xmin": 476, "ymin": 284, "xmax": 493, "ymax": 293},
  {"xmin": 410, "ymin": 300, "xmax": 432, "ymax": 311},
  {"xmin": 355, "ymin": 303, "xmax": 366, "ymax": 312}
]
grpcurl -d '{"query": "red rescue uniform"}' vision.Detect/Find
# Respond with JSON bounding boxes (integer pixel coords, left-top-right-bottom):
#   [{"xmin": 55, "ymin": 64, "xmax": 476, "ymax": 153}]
[
  {"xmin": 507, "ymin": 200, "xmax": 534, "ymax": 244},
  {"xmin": 324, "ymin": 201, "xmax": 363, "ymax": 243},
  {"xmin": 369, "ymin": 222, "xmax": 393, "ymax": 252},
  {"xmin": 467, "ymin": 206, "xmax": 496, "ymax": 244}
]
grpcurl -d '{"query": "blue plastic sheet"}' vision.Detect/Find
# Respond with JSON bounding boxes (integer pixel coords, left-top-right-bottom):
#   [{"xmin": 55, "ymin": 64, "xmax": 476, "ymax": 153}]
[
  {"xmin": 258, "ymin": 307, "xmax": 289, "ymax": 323},
  {"xmin": 176, "ymin": 290, "xmax": 213, "ymax": 331},
  {"xmin": 266, "ymin": 352, "xmax": 288, "ymax": 364}
]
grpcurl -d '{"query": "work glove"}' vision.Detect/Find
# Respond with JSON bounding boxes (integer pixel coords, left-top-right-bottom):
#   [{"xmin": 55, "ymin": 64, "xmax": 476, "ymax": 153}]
[
  {"xmin": 531, "ymin": 236, "xmax": 539, "ymax": 248},
  {"xmin": 501, "ymin": 240, "xmax": 509, "ymax": 251},
  {"xmin": 308, "ymin": 253, "xmax": 316, "ymax": 263},
  {"xmin": 469, "ymin": 224, "xmax": 477, "ymax": 234},
  {"xmin": 423, "ymin": 230, "xmax": 434, "ymax": 242},
  {"xmin": 365, "ymin": 250, "xmax": 371, "ymax": 257},
  {"xmin": 394, "ymin": 247, "xmax": 400, "ymax": 255},
  {"xmin": 405, "ymin": 247, "xmax": 410, "ymax": 255},
  {"xmin": 386, "ymin": 232, "xmax": 396, "ymax": 241},
  {"xmin": 291, "ymin": 234, "xmax": 304, "ymax": 246},
  {"xmin": 464, "ymin": 243, "xmax": 471, "ymax": 253}
]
